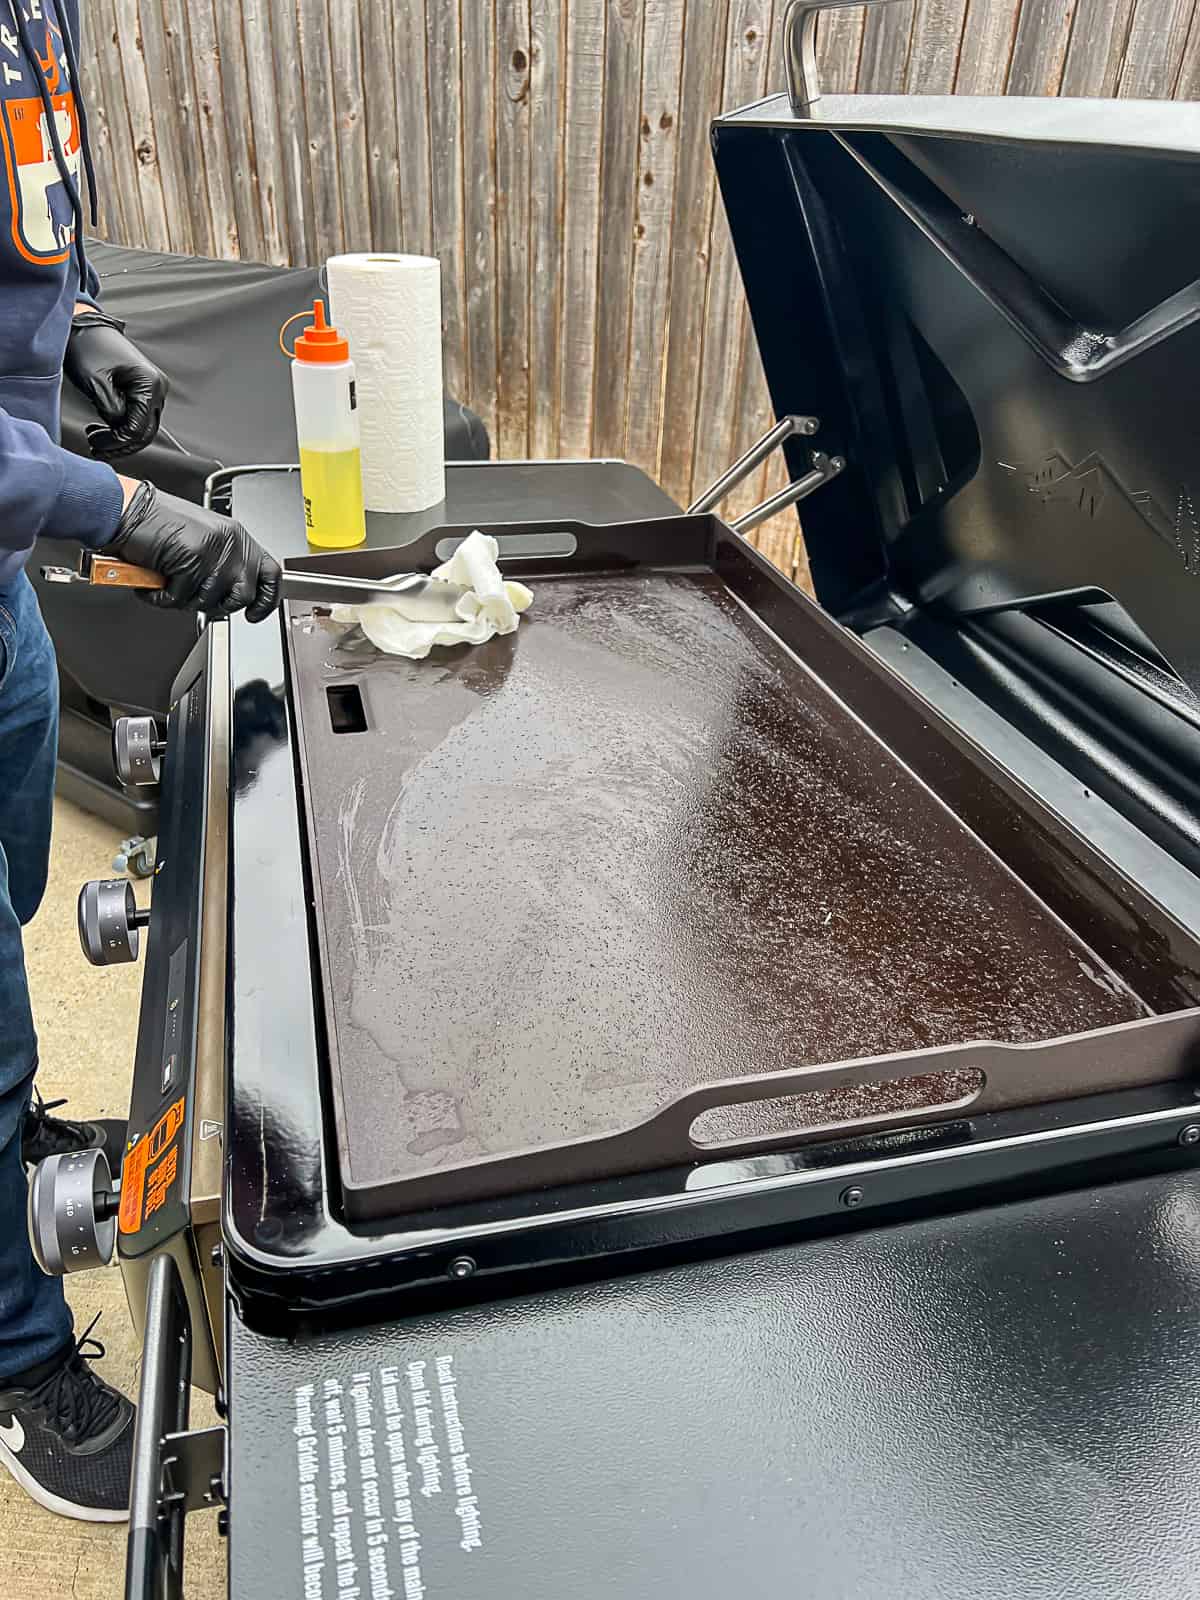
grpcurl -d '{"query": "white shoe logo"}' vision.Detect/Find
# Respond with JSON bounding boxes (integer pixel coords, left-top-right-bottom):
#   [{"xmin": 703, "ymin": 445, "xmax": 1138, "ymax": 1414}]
[{"xmin": 0, "ymin": 1417, "xmax": 24, "ymax": 1453}]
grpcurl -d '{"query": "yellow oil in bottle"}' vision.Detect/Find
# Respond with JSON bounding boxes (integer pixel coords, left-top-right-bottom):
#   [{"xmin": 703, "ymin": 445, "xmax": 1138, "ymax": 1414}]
[{"xmin": 299, "ymin": 446, "xmax": 367, "ymax": 549}]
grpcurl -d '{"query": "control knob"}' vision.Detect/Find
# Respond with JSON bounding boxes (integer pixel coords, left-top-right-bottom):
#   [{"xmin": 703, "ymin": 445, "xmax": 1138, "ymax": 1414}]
[
  {"xmin": 112, "ymin": 715, "xmax": 165, "ymax": 787},
  {"xmin": 28, "ymin": 1148, "xmax": 119, "ymax": 1276},
  {"xmin": 78, "ymin": 878, "xmax": 150, "ymax": 965}
]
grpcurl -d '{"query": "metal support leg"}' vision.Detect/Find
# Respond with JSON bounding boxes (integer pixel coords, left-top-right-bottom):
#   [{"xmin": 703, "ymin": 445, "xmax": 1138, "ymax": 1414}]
[
  {"xmin": 731, "ymin": 453, "xmax": 844, "ymax": 535},
  {"xmin": 687, "ymin": 414, "xmax": 844, "ymax": 534}
]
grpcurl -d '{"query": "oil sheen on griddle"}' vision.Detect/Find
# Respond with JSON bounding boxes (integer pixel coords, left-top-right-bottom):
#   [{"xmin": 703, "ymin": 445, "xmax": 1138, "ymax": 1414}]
[{"xmin": 292, "ymin": 573, "xmax": 1148, "ymax": 1187}]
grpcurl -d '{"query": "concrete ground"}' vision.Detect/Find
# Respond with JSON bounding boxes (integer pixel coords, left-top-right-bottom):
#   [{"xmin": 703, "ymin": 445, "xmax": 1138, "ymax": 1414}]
[{"xmin": 6, "ymin": 798, "xmax": 225, "ymax": 1599}]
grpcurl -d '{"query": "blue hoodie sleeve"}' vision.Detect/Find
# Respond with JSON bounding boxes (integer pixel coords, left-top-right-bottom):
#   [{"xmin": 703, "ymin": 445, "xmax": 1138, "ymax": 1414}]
[{"xmin": 0, "ymin": 404, "xmax": 124, "ymax": 563}]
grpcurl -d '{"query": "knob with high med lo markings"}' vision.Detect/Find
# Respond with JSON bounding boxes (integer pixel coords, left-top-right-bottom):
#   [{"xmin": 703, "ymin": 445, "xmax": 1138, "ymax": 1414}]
[
  {"xmin": 77, "ymin": 879, "xmax": 150, "ymax": 965},
  {"xmin": 112, "ymin": 715, "xmax": 165, "ymax": 787}
]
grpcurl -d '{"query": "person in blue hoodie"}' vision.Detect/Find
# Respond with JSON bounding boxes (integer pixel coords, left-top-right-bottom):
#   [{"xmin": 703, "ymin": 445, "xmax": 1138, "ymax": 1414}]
[{"xmin": 0, "ymin": 0, "xmax": 281, "ymax": 1522}]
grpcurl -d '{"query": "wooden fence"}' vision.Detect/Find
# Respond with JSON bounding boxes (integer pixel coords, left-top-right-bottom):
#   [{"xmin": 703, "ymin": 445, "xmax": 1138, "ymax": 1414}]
[{"xmin": 77, "ymin": 0, "xmax": 1200, "ymax": 574}]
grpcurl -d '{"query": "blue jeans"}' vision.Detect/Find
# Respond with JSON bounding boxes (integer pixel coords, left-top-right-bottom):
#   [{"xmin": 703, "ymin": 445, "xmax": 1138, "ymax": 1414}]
[{"xmin": 0, "ymin": 573, "xmax": 71, "ymax": 1380}]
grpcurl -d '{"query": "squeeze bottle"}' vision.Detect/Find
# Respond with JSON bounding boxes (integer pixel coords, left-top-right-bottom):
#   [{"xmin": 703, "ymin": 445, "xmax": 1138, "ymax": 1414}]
[{"xmin": 290, "ymin": 300, "xmax": 366, "ymax": 549}]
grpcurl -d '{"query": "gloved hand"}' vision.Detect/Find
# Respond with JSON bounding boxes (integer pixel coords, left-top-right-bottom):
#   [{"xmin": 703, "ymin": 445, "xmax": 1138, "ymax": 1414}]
[
  {"xmin": 64, "ymin": 309, "xmax": 169, "ymax": 459},
  {"xmin": 105, "ymin": 481, "xmax": 282, "ymax": 622}
]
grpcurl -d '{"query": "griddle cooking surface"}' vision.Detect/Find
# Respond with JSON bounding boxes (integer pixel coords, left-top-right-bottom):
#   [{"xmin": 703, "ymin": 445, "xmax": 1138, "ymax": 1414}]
[{"xmin": 286, "ymin": 572, "xmax": 1146, "ymax": 1207}]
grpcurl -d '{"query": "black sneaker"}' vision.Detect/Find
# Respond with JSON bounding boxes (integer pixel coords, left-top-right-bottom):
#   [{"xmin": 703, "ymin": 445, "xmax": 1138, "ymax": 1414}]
[
  {"xmin": 0, "ymin": 1316, "xmax": 134, "ymax": 1521},
  {"xmin": 21, "ymin": 1090, "xmax": 127, "ymax": 1179}
]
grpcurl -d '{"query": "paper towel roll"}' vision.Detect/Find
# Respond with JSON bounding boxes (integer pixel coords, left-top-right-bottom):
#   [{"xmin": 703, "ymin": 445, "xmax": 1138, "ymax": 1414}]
[{"xmin": 327, "ymin": 253, "xmax": 446, "ymax": 513}]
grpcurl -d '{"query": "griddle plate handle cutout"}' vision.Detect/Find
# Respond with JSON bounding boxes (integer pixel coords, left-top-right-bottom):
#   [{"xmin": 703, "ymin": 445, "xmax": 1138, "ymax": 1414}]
[
  {"xmin": 434, "ymin": 529, "xmax": 579, "ymax": 564},
  {"xmin": 689, "ymin": 1068, "xmax": 984, "ymax": 1150},
  {"xmin": 337, "ymin": 1011, "xmax": 1200, "ymax": 1215},
  {"xmin": 284, "ymin": 514, "xmax": 720, "ymax": 587},
  {"xmin": 619, "ymin": 1011, "xmax": 1200, "ymax": 1170}
]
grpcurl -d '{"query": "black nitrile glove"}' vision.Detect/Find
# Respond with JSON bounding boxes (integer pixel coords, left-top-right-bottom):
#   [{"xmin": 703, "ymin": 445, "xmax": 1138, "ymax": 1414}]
[
  {"xmin": 64, "ymin": 309, "xmax": 169, "ymax": 459},
  {"xmin": 105, "ymin": 482, "xmax": 282, "ymax": 622}
]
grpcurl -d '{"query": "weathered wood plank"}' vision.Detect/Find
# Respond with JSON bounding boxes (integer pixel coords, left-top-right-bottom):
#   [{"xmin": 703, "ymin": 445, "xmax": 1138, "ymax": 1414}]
[
  {"xmin": 211, "ymin": 0, "xmax": 268, "ymax": 261},
  {"xmin": 728, "ymin": 0, "xmax": 791, "ymax": 518},
  {"xmin": 108, "ymin": 0, "xmax": 170, "ymax": 251},
  {"xmin": 558, "ymin": 0, "xmax": 606, "ymax": 457},
  {"xmin": 1117, "ymin": 0, "xmax": 1196, "ymax": 96},
  {"xmin": 793, "ymin": 512, "xmax": 815, "ymax": 595},
  {"xmin": 1172, "ymin": 3, "xmax": 1200, "ymax": 97},
  {"xmin": 624, "ymin": 0, "xmax": 685, "ymax": 477},
  {"xmin": 818, "ymin": 2, "xmax": 867, "ymax": 92},
  {"xmin": 130, "ymin": 0, "xmax": 192, "ymax": 253},
  {"xmin": 74, "ymin": 4, "xmax": 124, "ymax": 241},
  {"xmin": 764, "ymin": 0, "xmax": 793, "ymax": 97},
  {"xmin": 858, "ymin": 0, "xmax": 915, "ymax": 91},
  {"xmin": 152, "ymin": 0, "xmax": 208, "ymax": 253},
  {"xmin": 692, "ymin": 0, "xmax": 774, "ymax": 516},
  {"xmin": 237, "ymin": 2, "xmax": 288, "ymax": 264},
  {"xmin": 494, "ymin": 0, "xmax": 532, "ymax": 458},
  {"xmin": 761, "ymin": 0, "xmax": 795, "ymax": 518},
  {"xmin": 592, "ymin": 0, "xmax": 646, "ymax": 459},
  {"xmin": 296, "ymin": 0, "xmax": 346, "ymax": 259},
  {"xmin": 752, "ymin": 511, "xmax": 802, "ymax": 578},
  {"xmin": 460, "ymin": 0, "xmax": 498, "ymax": 446},
  {"xmin": 956, "ymin": 0, "xmax": 1021, "ymax": 91},
  {"xmin": 328, "ymin": 0, "xmax": 370, "ymax": 253},
  {"xmin": 88, "ymin": 0, "xmax": 147, "ymax": 245},
  {"xmin": 359, "ymin": 0, "xmax": 402, "ymax": 252},
  {"xmin": 427, "ymin": 4, "xmax": 466, "ymax": 406},
  {"xmin": 659, "ymin": 0, "xmax": 730, "ymax": 502},
  {"xmin": 1059, "ymin": 0, "xmax": 1136, "ymax": 94},
  {"xmin": 267, "ymin": 0, "xmax": 315, "ymax": 264},
  {"xmin": 529, "ymin": 0, "xmax": 567, "ymax": 458},
  {"xmin": 905, "ymin": 0, "xmax": 970, "ymax": 90},
  {"xmin": 1007, "ymin": 0, "xmax": 1077, "ymax": 94},
  {"xmin": 392, "ymin": 0, "xmax": 432, "ymax": 258},
  {"xmin": 185, "ymin": 0, "xmax": 242, "ymax": 256}
]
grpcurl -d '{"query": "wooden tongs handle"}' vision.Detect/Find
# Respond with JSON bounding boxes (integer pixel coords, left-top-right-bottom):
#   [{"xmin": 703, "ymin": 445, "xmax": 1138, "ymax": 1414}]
[{"xmin": 86, "ymin": 555, "xmax": 165, "ymax": 590}]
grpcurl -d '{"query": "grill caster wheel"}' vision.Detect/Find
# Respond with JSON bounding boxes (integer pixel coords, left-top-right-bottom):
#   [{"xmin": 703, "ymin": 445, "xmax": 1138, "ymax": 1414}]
[
  {"xmin": 78, "ymin": 878, "xmax": 150, "ymax": 965},
  {"xmin": 28, "ymin": 1148, "xmax": 119, "ymax": 1277},
  {"xmin": 112, "ymin": 716, "xmax": 165, "ymax": 787},
  {"xmin": 113, "ymin": 835, "xmax": 157, "ymax": 879}
]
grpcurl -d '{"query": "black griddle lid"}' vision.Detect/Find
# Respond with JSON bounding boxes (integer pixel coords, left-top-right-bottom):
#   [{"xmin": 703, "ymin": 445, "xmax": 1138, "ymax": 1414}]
[{"xmin": 712, "ymin": 91, "xmax": 1200, "ymax": 695}]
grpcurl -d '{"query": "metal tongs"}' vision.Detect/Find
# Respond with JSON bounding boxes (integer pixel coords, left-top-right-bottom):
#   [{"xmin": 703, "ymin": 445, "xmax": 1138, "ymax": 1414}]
[
  {"xmin": 42, "ymin": 552, "xmax": 469, "ymax": 625},
  {"xmin": 281, "ymin": 568, "xmax": 468, "ymax": 623}
]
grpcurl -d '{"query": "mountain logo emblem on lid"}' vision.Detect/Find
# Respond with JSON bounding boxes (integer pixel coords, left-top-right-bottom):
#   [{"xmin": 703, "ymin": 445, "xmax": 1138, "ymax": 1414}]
[{"xmin": 1000, "ymin": 452, "xmax": 1199, "ymax": 576}]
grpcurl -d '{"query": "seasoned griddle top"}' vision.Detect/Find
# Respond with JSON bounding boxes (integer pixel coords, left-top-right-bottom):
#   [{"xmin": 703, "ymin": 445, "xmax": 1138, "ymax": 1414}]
[{"xmin": 285, "ymin": 572, "xmax": 1146, "ymax": 1212}]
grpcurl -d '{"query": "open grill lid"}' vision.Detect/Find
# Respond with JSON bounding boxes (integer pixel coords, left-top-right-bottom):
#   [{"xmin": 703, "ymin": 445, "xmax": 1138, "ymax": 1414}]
[{"xmin": 711, "ymin": 85, "xmax": 1200, "ymax": 700}]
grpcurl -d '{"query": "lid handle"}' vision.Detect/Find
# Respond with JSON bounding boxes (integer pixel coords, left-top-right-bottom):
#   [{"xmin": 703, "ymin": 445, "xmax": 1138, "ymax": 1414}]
[{"xmin": 783, "ymin": 0, "xmax": 906, "ymax": 118}]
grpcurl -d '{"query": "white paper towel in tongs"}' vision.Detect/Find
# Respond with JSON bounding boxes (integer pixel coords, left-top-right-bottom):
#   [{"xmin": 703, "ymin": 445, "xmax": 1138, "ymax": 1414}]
[
  {"xmin": 326, "ymin": 253, "xmax": 445, "ymax": 513},
  {"xmin": 333, "ymin": 531, "xmax": 533, "ymax": 660}
]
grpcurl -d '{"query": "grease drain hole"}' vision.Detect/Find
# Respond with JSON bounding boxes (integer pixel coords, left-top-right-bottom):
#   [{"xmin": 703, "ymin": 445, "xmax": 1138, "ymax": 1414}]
[{"xmin": 327, "ymin": 682, "xmax": 368, "ymax": 734}]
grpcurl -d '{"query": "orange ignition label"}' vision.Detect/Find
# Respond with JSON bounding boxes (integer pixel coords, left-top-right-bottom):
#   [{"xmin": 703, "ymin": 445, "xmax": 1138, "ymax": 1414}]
[
  {"xmin": 119, "ymin": 1138, "xmax": 149, "ymax": 1235},
  {"xmin": 148, "ymin": 1097, "xmax": 185, "ymax": 1162},
  {"xmin": 120, "ymin": 1097, "xmax": 186, "ymax": 1234},
  {"xmin": 144, "ymin": 1147, "xmax": 180, "ymax": 1221}
]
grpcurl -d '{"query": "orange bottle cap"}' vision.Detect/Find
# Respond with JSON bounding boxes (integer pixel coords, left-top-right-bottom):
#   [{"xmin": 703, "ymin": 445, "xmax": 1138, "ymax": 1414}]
[{"xmin": 294, "ymin": 299, "xmax": 350, "ymax": 363}]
